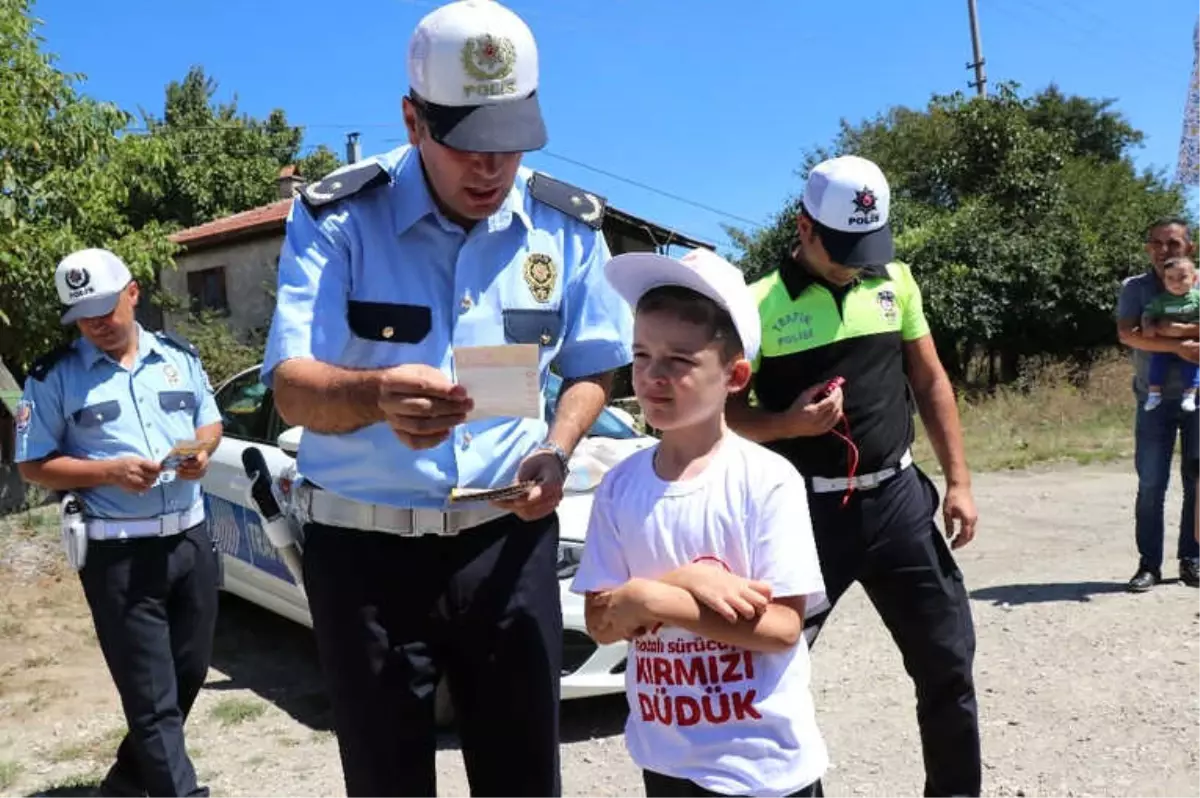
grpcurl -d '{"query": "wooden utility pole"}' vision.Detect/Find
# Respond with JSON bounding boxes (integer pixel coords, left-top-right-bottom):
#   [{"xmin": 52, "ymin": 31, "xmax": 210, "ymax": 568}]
[{"xmin": 966, "ymin": 0, "xmax": 987, "ymax": 96}]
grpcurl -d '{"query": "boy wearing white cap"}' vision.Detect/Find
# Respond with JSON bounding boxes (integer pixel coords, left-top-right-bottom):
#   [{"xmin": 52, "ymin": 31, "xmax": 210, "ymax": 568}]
[{"xmin": 571, "ymin": 248, "xmax": 828, "ymax": 797}]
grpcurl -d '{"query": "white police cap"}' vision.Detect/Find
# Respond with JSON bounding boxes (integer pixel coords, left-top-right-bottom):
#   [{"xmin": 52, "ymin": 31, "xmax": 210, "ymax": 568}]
[{"xmin": 407, "ymin": 0, "xmax": 545, "ymax": 152}]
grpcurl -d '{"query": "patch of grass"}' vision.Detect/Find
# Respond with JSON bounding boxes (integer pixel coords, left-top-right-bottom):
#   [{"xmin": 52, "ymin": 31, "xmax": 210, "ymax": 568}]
[
  {"xmin": 245, "ymin": 755, "xmax": 267, "ymax": 767},
  {"xmin": 32, "ymin": 769, "xmax": 105, "ymax": 796},
  {"xmin": 914, "ymin": 353, "xmax": 1135, "ymax": 473},
  {"xmin": 0, "ymin": 759, "xmax": 22, "ymax": 791},
  {"xmin": 309, "ymin": 729, "xmax": 336, "ymax": 744},
  {"xmin": 48, "ymin": 726, "xmax": 125, "ymax": 764},
  {"xmin": 210, "ymin": 697, "xmax": 266, "ymax": 727},
  {"xmin": 0, "ymin": 619, "xmax": 24, "ymax": 638}
]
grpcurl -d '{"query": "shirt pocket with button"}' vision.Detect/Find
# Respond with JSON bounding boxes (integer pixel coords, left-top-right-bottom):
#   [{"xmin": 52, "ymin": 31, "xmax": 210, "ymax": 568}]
[
  {"xmin": 73, "ymin": 400, "xmax": 122, "ymax": 428},
  {"xmin": 158, "ymin": 391, "xmax": 198, "ymax": 414},
  {"xmin": 346, "ymin": 300, "xmax": 434, "ymax": 367},
  {"xmin": 69, "ymin": 399, "xmax": 125, "ymax": 451}
]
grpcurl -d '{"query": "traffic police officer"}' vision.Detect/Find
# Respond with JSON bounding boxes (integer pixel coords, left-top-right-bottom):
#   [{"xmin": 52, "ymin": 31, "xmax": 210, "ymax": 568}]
[
  {"xmin": 15, "ymin": 248, "xmax": 223, "ymax": 798},
  {"xmin": 727, "ymin": 156, "xmax": 983, "ymax": 796},
  {"xmin": 260, "ymin": 1, "xmax": 632, "ymax": 795}
]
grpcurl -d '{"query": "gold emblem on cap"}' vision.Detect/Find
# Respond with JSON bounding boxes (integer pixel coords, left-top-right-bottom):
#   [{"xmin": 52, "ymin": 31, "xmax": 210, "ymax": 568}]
[
  {"xmin": 461, "ymin": 34, "xmax": 518, "ymax": 98},
  {"xmin": 382, "ymin": 326, "xmax": 395, "ymax": 339},
  {"xmin": 523, "ymin": 253, "xmax": 557, "ymax": 304}
]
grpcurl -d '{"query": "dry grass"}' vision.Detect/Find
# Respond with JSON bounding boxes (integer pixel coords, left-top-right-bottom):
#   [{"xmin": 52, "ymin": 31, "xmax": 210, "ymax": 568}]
[
  {"xmin": 0, "ymin": 759, "xmax": 21, "ymax": 791},
  {"xmin": 210, "ymin": 697, "xmax": 266, "ymax": 726},
  {"xmin": 914, "ymin": 352, "xmax": 1136, "ymax": 473},
  {"xmin": 48, "ymin": 726, "xmax": 125, "ymax": 765}
]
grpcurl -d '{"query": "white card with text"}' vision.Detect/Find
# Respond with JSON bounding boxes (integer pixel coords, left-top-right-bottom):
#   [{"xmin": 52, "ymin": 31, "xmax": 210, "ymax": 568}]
[{"xmin": 453, "ymin": 344, "xmax": 541, "ymax": 422}]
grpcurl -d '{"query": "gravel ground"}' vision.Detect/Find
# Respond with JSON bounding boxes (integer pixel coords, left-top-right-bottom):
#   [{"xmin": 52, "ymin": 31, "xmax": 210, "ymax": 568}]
[{"xmin": 0, "ymin": 460, "xmax": 1196, "ymax": 797}]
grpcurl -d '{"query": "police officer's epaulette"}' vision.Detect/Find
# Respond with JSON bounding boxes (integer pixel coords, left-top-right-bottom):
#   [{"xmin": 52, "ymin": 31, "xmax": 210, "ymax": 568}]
[
  {"xmin": 299, "ymin": 162, "xmax": 390, "ymax": 211},
  {"xmin": 28, "ymin": 342, "xmax": 75, "ymax": 382},
  {"xmin": 527, "ymin": 172, "xmax": 607, "ymax": 230},
  {"xmin": 156, "ymin": 330, "xmax": 199, "ymax": 358}
]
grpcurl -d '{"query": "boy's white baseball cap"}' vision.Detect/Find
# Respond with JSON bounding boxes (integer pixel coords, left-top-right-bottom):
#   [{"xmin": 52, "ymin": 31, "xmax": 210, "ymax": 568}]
[
  {"xmin": 407, "ymin": 0, "xmax": 545, "ymax": 152},
  {"xmin": 604, "ymin": 247, "xmax": 761, "ymax": 363},
  {"xmin": 801, "ymin": 155, "xmax": 895, "ymax": 268},
  {"xmin": 56, "ymin": 248, "xmax": 133, "ymax": 325}
]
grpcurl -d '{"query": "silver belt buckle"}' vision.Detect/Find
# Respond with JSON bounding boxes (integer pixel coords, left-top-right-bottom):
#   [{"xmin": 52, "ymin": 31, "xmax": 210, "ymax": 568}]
[
  {"xmin": 160, "ymin": 512, "xmax": 181, "ymax": 537},
  {"xmin": 413, "ymin": 508, "xmax": 452, "ymax": 537}
]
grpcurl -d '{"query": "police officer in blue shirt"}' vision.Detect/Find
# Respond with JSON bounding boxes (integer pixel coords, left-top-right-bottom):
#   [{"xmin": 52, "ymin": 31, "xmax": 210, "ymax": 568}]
[
  {"xmin": 261, "ymin": 1, "xmax": 633, "ymax": 795},
  {"xmin": 15, "ymin": 248, "xmax": 223, "ymax": 798}
]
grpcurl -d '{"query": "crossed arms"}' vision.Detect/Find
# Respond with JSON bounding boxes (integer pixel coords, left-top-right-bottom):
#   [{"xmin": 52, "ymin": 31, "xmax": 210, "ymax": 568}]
[{"xmin": 583, "ymin": 563, "xmax": 808, "ymax": 655}]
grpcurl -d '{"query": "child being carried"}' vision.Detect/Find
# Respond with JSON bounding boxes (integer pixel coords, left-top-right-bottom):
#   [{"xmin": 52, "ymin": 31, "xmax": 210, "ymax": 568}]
[{"xmin": 1142, "ymin": 256, "xmax": 1200, "ymax": 412}]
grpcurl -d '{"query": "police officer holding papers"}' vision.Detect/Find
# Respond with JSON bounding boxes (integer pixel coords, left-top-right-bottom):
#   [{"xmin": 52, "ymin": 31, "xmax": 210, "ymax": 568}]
[
  {"xmin": 15, "ymin": 248, "xmax": 223, "ymax": 798},
  {"xmin": 261, "ymin": 0, "xmax": 633, "ymax": 794}
]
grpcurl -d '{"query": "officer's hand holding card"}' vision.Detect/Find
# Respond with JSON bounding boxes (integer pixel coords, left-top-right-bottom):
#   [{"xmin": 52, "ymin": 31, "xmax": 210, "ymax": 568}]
[{"xmin": 161, "ymin": 439, "xmax": 209, "ymax": 470}]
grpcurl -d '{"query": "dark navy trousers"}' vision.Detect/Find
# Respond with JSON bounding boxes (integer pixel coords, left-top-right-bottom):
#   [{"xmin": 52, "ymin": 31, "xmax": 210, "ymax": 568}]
[
  {"xmin": 80, "ymin": 523, "xmax": 219, "ymax": 798},
  {"xmin": 802, "ymin": 466, "xmax": 981, "ymax": 797},
  {"xmin": 302, "ymin": 511, "xmax": 563, "ymax": 797}
]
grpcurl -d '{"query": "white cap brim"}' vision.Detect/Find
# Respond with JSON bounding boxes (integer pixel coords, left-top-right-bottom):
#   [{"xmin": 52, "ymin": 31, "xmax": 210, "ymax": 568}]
[
  {"xmin": 605, "ymin": 252, "xmax": 760, "ymax": 363},
  {"xmin": 605, "ymin": 252, "xmax": 727, "ymax": 313}
]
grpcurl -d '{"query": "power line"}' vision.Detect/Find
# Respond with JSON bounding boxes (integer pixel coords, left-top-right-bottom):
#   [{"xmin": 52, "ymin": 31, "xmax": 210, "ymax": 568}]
[
  {"xmin": 125, "ymin": 123, "xmax": 766, "ymax": 232},
  {"xmin": 535, "ymin": 149, "xmax": 764, "ymax": 229}
]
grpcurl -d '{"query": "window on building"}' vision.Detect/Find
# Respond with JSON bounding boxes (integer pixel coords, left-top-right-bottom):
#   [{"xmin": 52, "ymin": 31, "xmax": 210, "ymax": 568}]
[{"xmin": 186, "ymin": 267, "xmax": 229, "ymax": 315}]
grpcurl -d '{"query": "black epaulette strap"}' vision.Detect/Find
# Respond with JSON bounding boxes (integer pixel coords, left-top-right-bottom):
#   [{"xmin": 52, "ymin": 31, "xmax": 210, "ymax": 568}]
[
  {"xmin": 29, "ymin": 343, "xmax": 73, "ymax": 382},
  {"xmin": 527, "ymin": 173, "xmax": 607, "ymax": 230},
  {"xmin": 300, "ymin": 162, "xmax": 390, "ymax": 210},
  {"xmin": 158, "ymin": 330, "xmax": 199, "ymax": 357}
]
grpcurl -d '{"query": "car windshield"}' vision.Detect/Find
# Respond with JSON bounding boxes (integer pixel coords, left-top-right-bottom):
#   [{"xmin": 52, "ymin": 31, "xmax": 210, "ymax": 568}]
[{"xmin": 544, "ymin": 373, "xmax": 639, "ymax": 440}]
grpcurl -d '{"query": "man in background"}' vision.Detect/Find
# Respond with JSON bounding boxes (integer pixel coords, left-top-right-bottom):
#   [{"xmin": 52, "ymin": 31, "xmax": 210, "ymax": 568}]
[{"xmin": 1116, "ymin": 218, "xmax": 1200, "ymax": 591}]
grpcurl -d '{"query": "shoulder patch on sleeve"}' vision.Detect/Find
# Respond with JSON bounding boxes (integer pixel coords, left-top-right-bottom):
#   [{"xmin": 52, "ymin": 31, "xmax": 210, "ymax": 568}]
[
  {"xmin": 528, "ymin": 172, "xmax": 606, "ymax": 229},
  {"xmin": 157, "ymin": 330, "xmax": 199, "ymax": 357},
  {"xmin": 300, "ymin": 162, "xmax": 390, "ymax": 210},
  {"xmin": 28, "ymin": 343, "xmax": 74, "ymax": 382}
]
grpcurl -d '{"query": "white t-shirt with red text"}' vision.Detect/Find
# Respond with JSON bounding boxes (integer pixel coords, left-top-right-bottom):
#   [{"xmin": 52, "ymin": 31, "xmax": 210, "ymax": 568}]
[{"xmin": 570, "ymin": 432, "xmax": 829, "ymax": 796}]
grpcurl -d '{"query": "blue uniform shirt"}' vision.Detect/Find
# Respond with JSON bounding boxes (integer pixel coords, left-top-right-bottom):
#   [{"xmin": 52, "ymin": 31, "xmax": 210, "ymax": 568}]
[
  {"xmin": 263, "ymin": 145, "xmax": 634, "ymax": 509},
  {"xmin": 15, "ymin": 326, "xmax": 222, "ymax": 520}
]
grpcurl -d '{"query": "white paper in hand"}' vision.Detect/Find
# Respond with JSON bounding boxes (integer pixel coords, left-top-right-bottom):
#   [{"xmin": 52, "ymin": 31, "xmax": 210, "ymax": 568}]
[{"xmin": 453, "ymin": 344, "xmax": 541, "ymax": 422}]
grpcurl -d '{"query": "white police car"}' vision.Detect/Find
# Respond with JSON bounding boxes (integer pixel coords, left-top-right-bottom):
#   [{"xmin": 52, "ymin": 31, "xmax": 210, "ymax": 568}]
[{"xmin": 202, "ymin": 365, "xmax": 651, "ymax": 707}]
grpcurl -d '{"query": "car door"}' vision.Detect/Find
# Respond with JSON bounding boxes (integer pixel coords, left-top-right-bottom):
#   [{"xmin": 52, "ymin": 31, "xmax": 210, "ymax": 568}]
[{"xmin": 205, "ymin": 366, "xmax": 305, "ymax": 600}]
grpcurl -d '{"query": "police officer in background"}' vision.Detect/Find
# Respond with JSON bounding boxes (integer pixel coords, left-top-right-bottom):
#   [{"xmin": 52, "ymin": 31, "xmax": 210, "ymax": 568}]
[
  {"xmin": 15, "ymin": 248, "xmax": 223, "ymax": 798},
  {"xmin": 728, "ymin": 156, "xmax": 982, "ymax": 796},
  {"xmin": 261, "ymin": 1, "xmax": 632, "ymax": 795}
]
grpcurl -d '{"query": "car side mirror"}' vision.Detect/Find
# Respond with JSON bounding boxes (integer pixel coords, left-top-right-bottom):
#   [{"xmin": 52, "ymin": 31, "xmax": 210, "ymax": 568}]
[{"xmin": 277, "ymin": 426, "xmax": 302, "ymax": 457}]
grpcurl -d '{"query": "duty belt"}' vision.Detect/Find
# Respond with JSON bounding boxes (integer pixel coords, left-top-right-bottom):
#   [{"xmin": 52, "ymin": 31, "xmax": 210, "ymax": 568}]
[
  {"xmin": 294, "ymin": 482, "xmax": 508, "ymax": 538},
  {"xmin": 809, "ymin": 449, "xmax": 913, "ymax": 494},
  {"xmin": 85, "ymin": 502, "xmax": 206, "ymax": 541}
]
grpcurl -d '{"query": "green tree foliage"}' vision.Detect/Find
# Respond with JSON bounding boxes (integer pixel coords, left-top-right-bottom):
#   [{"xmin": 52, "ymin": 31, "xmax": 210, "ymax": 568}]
[
  {"xmin": 0, "ymin": 0, "xmax": 176, "ymax": 376},
  {"xmin": 175, "ymin": 311, "xmax": 264, "ymax": 387},
  {"xmin": 0, "ymin": 1, "xmax": 340, "ymax": 376},
  {"xmin": 727, "ymin": 83, "xmax": 1190, "ymax": 386},
  {"xmin": 125, "ymin": 65, "xmax": 343, "ymax": 230}
]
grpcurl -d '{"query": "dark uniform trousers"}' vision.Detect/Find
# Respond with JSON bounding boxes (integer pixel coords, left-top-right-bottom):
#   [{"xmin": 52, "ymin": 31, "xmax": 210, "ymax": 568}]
[
  {"xmin": 302, "ymin": 510, "xmax": 562, "ymax": 797},
  {"xmin": 79, "ymin": 523, "xmax": 220, "ymax": 798},
  {"xmin": 803, "ymin": 466, "xmax": 981, "ymax": 797}
]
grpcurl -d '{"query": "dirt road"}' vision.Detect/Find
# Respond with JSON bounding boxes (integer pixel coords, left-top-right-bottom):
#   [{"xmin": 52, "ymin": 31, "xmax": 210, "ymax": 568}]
[{"xmin": 1, "ymin": 461, "xmax": 1196, "ymax": 797}]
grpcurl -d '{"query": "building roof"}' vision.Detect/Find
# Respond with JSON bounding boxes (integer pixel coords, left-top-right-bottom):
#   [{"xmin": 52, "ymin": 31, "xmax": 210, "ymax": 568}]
[
  {"xmin": 169, "ymin": 199, "xmax": 293, "ymax": 251},
  {"xmin": 169, "ymin": 195, "xmax": 714, "ymax": 254}
]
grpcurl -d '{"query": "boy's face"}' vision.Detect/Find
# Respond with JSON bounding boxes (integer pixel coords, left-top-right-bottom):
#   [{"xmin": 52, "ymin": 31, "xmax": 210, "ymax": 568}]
[
  {"xmin": 1163, "ymin": 262, "xmax": 1196, "ymax": 296},
  {"xmin": 631, "ymin": 309, "xmax": 751, "ymax": 432}
]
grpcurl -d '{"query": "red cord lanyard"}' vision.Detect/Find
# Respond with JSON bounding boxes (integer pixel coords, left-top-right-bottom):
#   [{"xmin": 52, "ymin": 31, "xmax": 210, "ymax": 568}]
[{"xmin": 828, "ymin": 416, "xmax": 860, "ymax": 507}]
